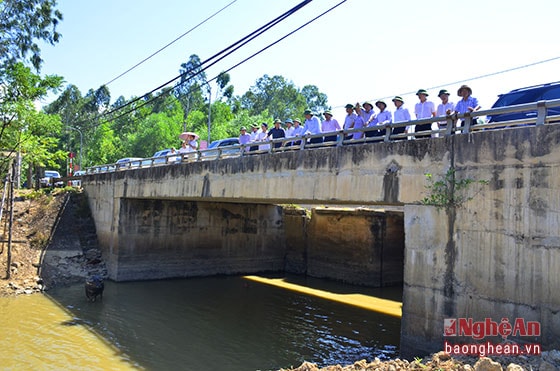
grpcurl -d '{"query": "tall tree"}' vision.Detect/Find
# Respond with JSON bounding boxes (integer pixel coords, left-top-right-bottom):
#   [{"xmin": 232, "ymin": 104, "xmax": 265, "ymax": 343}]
[
  {"xmin": 0, "ymin": 63, "xmax": 64, "ymax": 184},
  {"xmin": 240, "ymin": 74, "xmax": 308, "ymax": 120},
  {"xmin": 0, "ymin": 0, "xmax": 63, "ymax": 72},
  {"xmin": 301, "ymin": 84, "xmax": 330, "ymax": 114},
  {"xmin": 215, "ymin": 71, "xmax": 234, "ymax": 101},
  {"xmin": 174, "ymin": 54, "xmax": 208, "ymax": 120}
]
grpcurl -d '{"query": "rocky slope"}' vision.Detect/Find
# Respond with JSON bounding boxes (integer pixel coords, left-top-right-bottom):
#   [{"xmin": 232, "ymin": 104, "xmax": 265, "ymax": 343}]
[{"xmin": 0, "ymin": 189, "xmax": 106, "ymax": 296}]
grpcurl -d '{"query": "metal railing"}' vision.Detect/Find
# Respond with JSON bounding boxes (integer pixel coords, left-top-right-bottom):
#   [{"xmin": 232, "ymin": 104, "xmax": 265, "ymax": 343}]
[{"xmin": 85, "ymin": 98, "xmax": 560, "ymax": 174}]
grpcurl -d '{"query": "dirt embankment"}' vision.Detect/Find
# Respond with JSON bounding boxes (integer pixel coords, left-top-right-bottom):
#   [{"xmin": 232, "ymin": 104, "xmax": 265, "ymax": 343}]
[{"xmin": 0, "ymin": 189, "xmax": 106, "ymax": 296}]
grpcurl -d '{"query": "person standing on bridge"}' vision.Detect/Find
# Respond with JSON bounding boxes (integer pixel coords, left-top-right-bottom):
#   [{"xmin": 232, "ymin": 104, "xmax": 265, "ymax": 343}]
[
  {"xmin": 268, "ymin": 119, "xmax": 286, "ymax": 149},
  {"xmin": 291, "ymin": 118, "xmax": 305, "ymax": 146},
  {"xmin": 343, "ymin": 103, "xmax": 356, "ymax": 141},
  {"xmin": 454, "ymin": 84, "xmax": 481, "ymax": 130},
  {"xmin": 435, "ymin": 89, "xmax": 455, "ymax": 137},
  {"xmin": 413, "ymin": 89, "xmax": 436, "ymax": 138},
  {"xmin": 249, "ymin": 123, "xmax": 260, "ymax": 152},
  {"xmin": 321, "ymin": 110, "xmax": 341, "ymax": 143},
  {"xmin": 255, "ymin": 123, "xmax": 270, "ymax": 151},
  {"xmin": 366, "ymin": 100, "xmax": 392, "ymax": 139},
  {"xmin": 239, "ymin": 126, "xmax": 252, "ymax": 153},
  {"xmin": 392, "ymin": 96, "xmax": 411, "ymax": 140},
  {"xmin": 302, "ymin": 109, "xmax": 323, "ymax": 145}
]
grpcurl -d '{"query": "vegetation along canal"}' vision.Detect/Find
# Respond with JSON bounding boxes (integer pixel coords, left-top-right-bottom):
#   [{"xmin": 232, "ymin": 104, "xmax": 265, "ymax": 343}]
[{"xmin": 0, "ymin": 274, "xmax": 402, "ymax": 370}]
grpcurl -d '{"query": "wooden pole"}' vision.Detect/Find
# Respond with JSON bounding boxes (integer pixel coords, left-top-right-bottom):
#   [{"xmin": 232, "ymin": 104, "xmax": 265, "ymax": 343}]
[{"xmin": 6, "ymin": 161, "xmax": 14, "ymax": 279}]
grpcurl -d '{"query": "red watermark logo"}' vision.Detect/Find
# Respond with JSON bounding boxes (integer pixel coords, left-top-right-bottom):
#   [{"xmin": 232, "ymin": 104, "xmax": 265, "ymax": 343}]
[
  {"xmin": 443, "ymin": 318, "xmax": 541, "ymax": 356},
  {"xmin": 444, "ymin": 317, "xmax": 540, "ymax": 340}
]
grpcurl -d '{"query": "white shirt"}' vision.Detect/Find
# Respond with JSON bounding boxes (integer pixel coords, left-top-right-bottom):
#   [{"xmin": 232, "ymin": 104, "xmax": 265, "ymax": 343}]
[
  {"xmin": 255, "ymin": 130, "xmax": 270, "ymax": 151},
  {"xmin": 285, "ymin": 126, "xmax": 295, "ymax": 138},
  {"xmin": 415, "ymin": 100, "xmax": 436, "ymax": 119}
]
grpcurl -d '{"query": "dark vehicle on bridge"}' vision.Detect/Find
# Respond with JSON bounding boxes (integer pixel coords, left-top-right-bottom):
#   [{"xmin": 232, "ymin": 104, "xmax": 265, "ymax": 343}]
[
  {"xmin": 487, "ymin": 81, "xmax": 560, "ymax": 124},
  {"xmin": 201, "ymin": 137, "xmax": 240, "ymax": 160},
  {"xmin": 152, "ymin": 149, "xmax": 178, "ymax": 164},
  {"xmin": 116, "ymin": 157, "xmax": 143, "ymax": 169}
]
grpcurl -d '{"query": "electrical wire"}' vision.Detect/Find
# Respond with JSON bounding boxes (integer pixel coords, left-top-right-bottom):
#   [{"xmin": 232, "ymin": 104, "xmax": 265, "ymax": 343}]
[
  {"xmin": 349, "ymin": 55, "xmax": 560, "ymax": 109},
  {"xmin": 103, "ymin": 0, "xmax": 239, "ymax": 87},
  {"xmin": 104, "ymin": 0, "xmax": 348, "ymax": 124},
  {"xmin": 102, "ymin": 0, "xmax": 313, "ymax": 120}
]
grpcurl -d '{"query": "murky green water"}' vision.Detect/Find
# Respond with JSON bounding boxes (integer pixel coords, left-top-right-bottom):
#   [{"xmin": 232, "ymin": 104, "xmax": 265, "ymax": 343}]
[{"xmin": 0, "ymin": 275, "xmax": 401, "ymax": 370}]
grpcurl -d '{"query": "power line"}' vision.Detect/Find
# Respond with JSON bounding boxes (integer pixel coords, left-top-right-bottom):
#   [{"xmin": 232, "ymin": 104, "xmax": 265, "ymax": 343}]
[
  {"xmin": 103, "ymin": 0, "xmax": 238, "ymax": 87},
  {"xmin": 105, "ymin": 0, "xmax": 348, "ymax": 125},
  {"xmin": 347, "ymin": 55, "xmax": 560, "ymax": 109},
  {"xmin": 102, "ymin": 0, "xmax": 314, "ymax": 121}
]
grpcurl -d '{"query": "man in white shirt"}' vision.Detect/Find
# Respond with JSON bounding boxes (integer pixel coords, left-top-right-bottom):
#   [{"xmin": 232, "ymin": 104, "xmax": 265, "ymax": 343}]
[
  {"xmin": 343, "ymin": 103, "xmax": 356, "ymax": 141},
  {"xmin": 413, "ymin": 89, "xmax": 436, "ymax": 138},
  {"xmin": 435, "ymin": 89, "xmax": 455, "ymax": 137}
]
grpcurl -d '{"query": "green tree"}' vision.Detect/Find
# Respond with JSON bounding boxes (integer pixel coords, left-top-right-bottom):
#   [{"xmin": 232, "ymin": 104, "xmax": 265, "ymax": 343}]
[
  {"xmin": 215, "ymin": 71, "xmax": 234, "ymax": 101},
  {"xmin": 174, "ymin": 54, "xmax": 208, "ymax": 120},
  {"xmin": 86, "ymin": 122, "xmax": 121, "ymax": 166},
  {"xmin": 0, "ymin": 63, "xmax": 64, "ymax": 185},
  {"xmin": 187, "ymin": 101, "xmax": 234, "ymax": 143},
  {"xmin": 228, "ymin": 109, "xmax": 272, "ymax": 134},
  {"xmin": 240, "ymin": 74, "xmax": 308, "ymax": 120},
  {"xmin": 126, "ymin": 110, "xmax": 183, "ymax": 158},
  {"xmin": 301, "ymin": 84, "xmax": 329, "ymax": 114},
  {"xmin": 0, "ymin": 0, "xmax": 63, "ymax": 71}
]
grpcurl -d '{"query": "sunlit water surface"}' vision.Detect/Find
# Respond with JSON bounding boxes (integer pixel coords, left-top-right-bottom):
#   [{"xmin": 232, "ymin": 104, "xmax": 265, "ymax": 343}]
[{"xmin": 0, "ymin": 275, "xmax": 401, "ymax": 370}]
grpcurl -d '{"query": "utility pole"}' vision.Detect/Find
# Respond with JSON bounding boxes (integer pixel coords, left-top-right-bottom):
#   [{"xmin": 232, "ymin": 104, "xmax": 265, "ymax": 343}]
[
  {"xmin": 207, "ymin": 85, "xmax": 212, "ymax": 144},
  {"xmin": 67, "ymin": 126, "xmax": 83, "ymax": 171}
]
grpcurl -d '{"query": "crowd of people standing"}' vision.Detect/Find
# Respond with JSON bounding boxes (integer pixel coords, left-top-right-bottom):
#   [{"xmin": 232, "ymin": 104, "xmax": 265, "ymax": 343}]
[{"xmin": 238, "ymin": 84, "xmax": 481, "ymax": 149}]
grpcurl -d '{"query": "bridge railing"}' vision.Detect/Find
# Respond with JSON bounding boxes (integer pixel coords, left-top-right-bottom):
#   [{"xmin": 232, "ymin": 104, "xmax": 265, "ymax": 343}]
[{"xmin": 85, "ymin": 98, "xmax": 560, "ymax": 174}]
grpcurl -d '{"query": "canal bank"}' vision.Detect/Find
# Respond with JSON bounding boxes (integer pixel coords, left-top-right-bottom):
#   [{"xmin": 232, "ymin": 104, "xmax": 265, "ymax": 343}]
[{"xmin": 0, "ymin": 190, "xmax": 106, "ymax": 296}]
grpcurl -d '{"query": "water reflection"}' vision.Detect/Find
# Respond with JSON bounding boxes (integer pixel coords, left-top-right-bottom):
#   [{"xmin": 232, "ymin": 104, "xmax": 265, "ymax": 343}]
[{"xmin": 2, "ymin": 275, "xmax": 401, "ymax": 370}]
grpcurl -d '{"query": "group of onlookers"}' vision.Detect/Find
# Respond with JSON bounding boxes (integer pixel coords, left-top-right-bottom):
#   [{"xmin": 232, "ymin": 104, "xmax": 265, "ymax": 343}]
[{"xmin": 238, "ymin": 84, "xmax": 481, "ymax": 148}]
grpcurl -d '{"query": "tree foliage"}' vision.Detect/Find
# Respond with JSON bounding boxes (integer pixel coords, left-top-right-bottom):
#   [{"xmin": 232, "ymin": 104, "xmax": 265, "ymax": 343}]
[
  {"xmin": 0, "ymin": 0, "xmax": 63, "ymax": 72},
  {"xmin": 240, "ymin": 74, "xmax": 327, "ymax": 120},
  {"xmin": 174, "ymin": 54, "xmax": 208, "ymax": 120},
  {"xmin": 0, "ymin": 63, "xmax": 64, "ymax": 183}
]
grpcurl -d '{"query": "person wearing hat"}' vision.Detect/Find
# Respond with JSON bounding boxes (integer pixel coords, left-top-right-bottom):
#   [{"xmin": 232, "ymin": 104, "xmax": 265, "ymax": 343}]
[
  {"xmin": 284, "ymin": 118, "xmax": 295, "ymax": 138},
  {"xmin": 255, "ymin": 122, "xmax": 270, "ymax": 151},
  {"xmin": 291, "ymin": 118, "xmax": 305, "ymax": 146},
  {"xmin": 414, "ymin": 89, "xmax": 436, "ymax": 138},
  {"xmin": 355, "ymin": 101, "xmax": 375, "ymax": 126},
  {"xmin": 454, "ymin": 85, "xmax": 481, "ymax": 129},
  {"xmin": 268, "ymin": 119, "xmax": 286, "ymax": 149},
  {"xmin": 366, "ymin": 100, "xmax": 392, "ymax": 139},
  {"xmin": 435, "ymin": 89, "xmax": 455, "ymax": 137},
  {"xmin": 238, "ymin": 126, "xmax": 252, "ymax": 153},
  {"xmin": 249, "ymin": 123, "xmax": 260, "ymax": 152},
  {"xmin": 321, "ymin": 110, "xmax": 341, "ymax": 143},
  {"xmin": 301, "ymin": 109, "xmax": 323, "ymax": 145},
  {"xmin": 343, "ymin": 104, "xmax": 356, "ymax": 141},
  {"xmin": 392, "ymin": 96, "xmax": 411, "ymax": 139},
  {"xmin": 352, "ymin": 106, "xmax": 366, "ymax": 140}
]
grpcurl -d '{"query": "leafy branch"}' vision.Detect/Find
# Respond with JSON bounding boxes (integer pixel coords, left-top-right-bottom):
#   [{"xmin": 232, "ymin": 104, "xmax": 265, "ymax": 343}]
[{"xmin": 421, "ymin": 167, "xmax": 488, "ymax": 209}]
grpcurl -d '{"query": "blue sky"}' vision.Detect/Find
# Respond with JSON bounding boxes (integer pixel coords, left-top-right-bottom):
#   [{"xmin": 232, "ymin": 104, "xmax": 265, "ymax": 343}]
[{"xmin": 39, "ymin": 0, "xmax": 560, "ymax": 120}]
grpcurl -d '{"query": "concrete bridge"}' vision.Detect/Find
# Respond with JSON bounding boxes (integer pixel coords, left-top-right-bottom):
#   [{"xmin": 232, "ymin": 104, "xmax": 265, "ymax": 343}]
[{"xmin": 82, "ymin": 119, "xmax": 560, "ymax": 356}]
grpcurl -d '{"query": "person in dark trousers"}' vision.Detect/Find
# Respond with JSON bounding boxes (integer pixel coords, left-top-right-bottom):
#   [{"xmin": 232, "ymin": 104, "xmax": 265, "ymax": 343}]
[{"xmin": 267, "ymin": 119, "xmax": 286, "ymax": 148}]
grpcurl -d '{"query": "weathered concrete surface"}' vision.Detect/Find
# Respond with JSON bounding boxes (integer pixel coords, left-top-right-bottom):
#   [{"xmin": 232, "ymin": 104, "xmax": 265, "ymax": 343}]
[
  {"xmin": 401, "ymin": 125, "xmax": 560, "ymax": 356},
  {"xmin": 283, "ymin": 207, "xmax": 309, "ymax": 274},
  {"xmin": 82, "ymin": 137, "xmax": 452, "ymax": 206},
  {"xmin": 306, "ymin": 208, "xmax": 404, "ymax": 286},
  {"xmin": 98, "ymin": 199, "xmax": 286, "ymax": 281}
]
